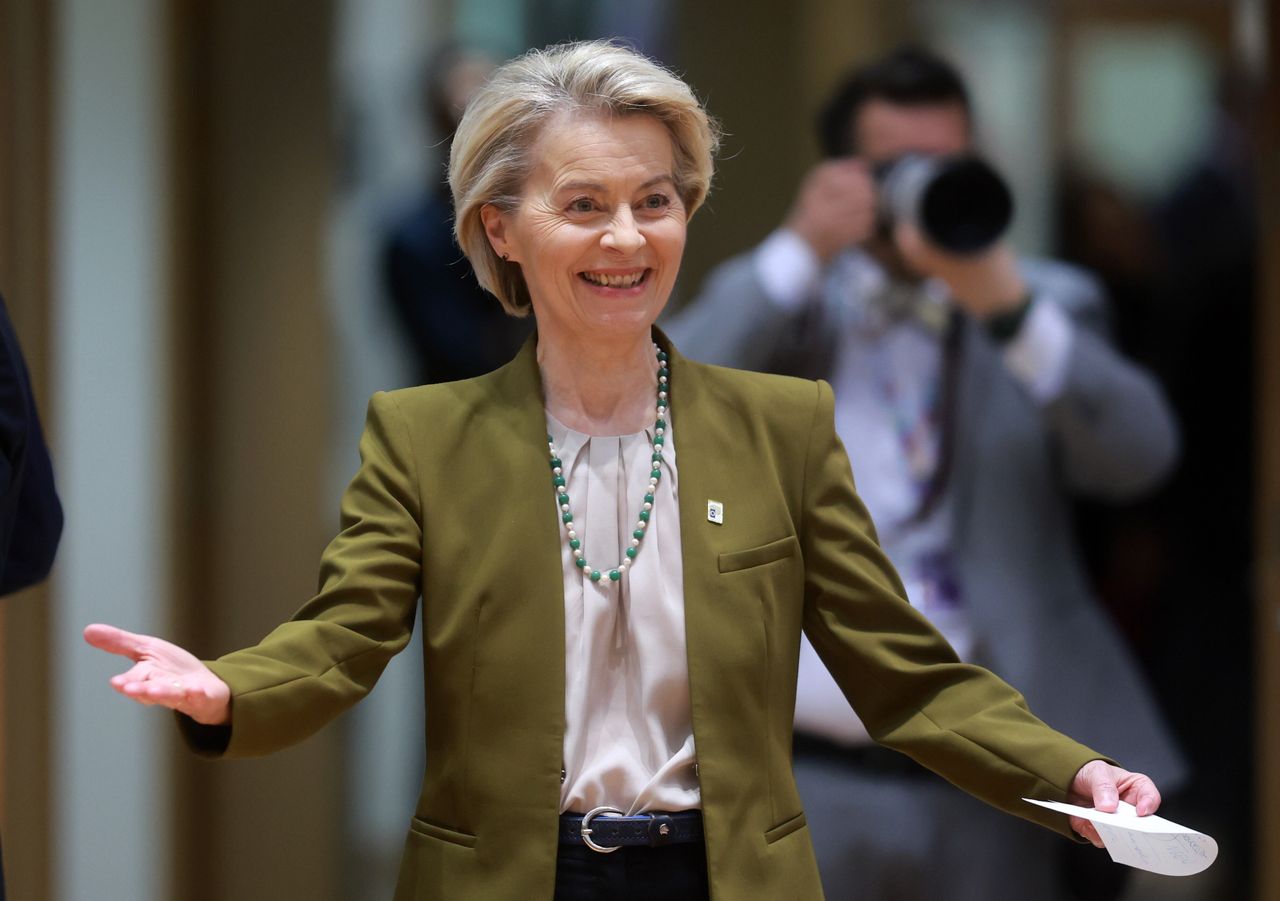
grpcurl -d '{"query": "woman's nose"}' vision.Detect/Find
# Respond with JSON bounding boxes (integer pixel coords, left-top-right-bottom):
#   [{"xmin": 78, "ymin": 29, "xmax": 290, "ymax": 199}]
[{"xmin": 601, "ymin": 206, "xmax": 645, "ymax": 254}]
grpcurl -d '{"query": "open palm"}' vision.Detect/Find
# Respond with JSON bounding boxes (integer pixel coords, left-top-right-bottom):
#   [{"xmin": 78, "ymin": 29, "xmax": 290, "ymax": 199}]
[{"xmin": 84, "ymin": 623, "xmax": 231, "ymax": 725}]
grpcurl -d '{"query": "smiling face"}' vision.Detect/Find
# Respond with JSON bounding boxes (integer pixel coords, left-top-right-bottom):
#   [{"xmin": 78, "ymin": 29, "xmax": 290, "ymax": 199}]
[{"xmin": 480, "ymin": 111, "xmax": 687, "ymax": 350}]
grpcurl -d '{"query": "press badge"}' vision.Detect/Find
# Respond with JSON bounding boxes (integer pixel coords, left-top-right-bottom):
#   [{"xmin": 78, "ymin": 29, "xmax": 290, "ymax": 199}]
[{"xmin": 707, "ymin": 500, "xmax": 724, "ymax": 525}]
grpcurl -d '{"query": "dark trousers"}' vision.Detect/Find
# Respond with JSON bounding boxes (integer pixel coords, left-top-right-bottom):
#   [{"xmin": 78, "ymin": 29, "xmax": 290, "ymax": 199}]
[{"xmin": 553, "ymin": 841, "xmax": 710, "ymax": 900}]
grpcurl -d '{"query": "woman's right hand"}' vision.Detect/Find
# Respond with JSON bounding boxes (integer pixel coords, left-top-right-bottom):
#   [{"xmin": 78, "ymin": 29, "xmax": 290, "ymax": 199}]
[{"xmin": 84, "ymin": 623, "xmax": 231, "ymax": 725}]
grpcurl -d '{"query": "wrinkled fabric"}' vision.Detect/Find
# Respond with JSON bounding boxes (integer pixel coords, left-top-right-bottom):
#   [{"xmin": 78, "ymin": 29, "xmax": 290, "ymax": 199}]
[{"xmin": 548, "ymin": 410, "xmax": 698, "ymax": 815}]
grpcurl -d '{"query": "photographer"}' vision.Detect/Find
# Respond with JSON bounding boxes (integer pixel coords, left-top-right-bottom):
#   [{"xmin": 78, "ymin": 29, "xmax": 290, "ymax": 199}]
[{"xmin": 667, "ymin": 46, "xmax": 1184, "ymax": 900}]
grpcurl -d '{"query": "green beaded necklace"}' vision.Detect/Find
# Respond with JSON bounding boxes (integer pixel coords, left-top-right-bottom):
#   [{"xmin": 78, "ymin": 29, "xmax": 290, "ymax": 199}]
[{"xmin": 547, "ymin": 344, "xmax": 670, "ymax": 586}]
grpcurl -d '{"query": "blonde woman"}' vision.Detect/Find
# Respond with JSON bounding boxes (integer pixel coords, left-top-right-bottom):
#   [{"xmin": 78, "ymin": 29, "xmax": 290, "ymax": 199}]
[{"xmin": 88, "ymin": 41, "xmax": 1160, "ymax": 901}]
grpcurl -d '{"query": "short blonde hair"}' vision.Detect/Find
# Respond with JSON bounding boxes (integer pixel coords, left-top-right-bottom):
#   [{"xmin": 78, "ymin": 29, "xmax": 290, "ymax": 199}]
[{"xmin": 449, "ymin": 40, "xmax": 720, "ymax": 316}]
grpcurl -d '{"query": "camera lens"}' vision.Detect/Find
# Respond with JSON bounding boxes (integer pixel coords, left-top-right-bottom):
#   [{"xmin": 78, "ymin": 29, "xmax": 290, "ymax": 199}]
[{"xmin": 878, "ymin": 154, "xmax": 1014, "ymax": 254}]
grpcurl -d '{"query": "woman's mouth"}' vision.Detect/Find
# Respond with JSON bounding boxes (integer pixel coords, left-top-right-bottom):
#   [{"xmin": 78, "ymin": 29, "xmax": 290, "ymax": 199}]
[{"xmin": 579, "ymin": 269, "xmax": 649, "ymax": 289}]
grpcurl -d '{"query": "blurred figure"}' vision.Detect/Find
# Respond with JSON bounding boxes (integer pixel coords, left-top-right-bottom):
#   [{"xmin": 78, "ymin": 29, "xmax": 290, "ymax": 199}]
[
  {"xmin": 381, "ymin": 43, "xmax": 532, "ymax": 385},
  {"xmin": 667, "ymin": 46, "xmax": 1184, "ymax": 901},
  {"xmin": 0, "ymin": 293, "xmax": 63, "ymax": 901}
]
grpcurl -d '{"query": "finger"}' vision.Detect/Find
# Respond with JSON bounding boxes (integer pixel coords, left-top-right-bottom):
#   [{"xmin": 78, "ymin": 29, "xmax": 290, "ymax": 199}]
[
  {"xmin": 109, "ymin": 660, "xmax": 157, "ymax": 690},
  {"xmin": 831, "ymin": 156, "xmax": 870, "ymax": 177},
  {"xmin": 894, "ymin": 220, "xmax": 922, "ymax": 250},
  {"xmin": 1070, "ymin": 816, "xmax": 1104, "ymax": 849},
  {"xmin": 1125, "ymin": 775, "xmax": 1161, "ymax": 816},
  {"xmin": 84, "ymin": 623, "xmax": 149, "ymax": 659},
  {"xmin": 1090, "ymin": 772, "xmax": 1120, "ymax": 813},
  {"xmin": 119, "ymin": 677, "xmax": 188, "ymax": 710}
]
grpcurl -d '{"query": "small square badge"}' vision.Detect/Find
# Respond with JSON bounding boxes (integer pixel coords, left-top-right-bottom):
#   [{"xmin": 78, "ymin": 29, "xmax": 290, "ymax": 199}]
[{"xmin": 707, "ymin": 500, "xmax": 725, "ymax": 525}]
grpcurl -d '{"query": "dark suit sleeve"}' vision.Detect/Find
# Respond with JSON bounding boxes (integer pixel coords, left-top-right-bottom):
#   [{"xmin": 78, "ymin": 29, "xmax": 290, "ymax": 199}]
[
  {"xmin": 0, "ymin": 297, "xmax": 62, "ymax": 595},
  {"xmin": 797, "ymin": 379, "xmax": 1103, "ymax": 839},
  {"xmin": 1, "ymin": 415, "xmax": 63, "ymax": 593}
]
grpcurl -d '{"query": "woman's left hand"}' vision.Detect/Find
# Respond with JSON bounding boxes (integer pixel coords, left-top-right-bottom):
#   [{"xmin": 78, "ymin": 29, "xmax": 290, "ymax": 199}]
[{"xmin": 1067, "ymin": 759, "xmax": 1162, "ymax": 847}]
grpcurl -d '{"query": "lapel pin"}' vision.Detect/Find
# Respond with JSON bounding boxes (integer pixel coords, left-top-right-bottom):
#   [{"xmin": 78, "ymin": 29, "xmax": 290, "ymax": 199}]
[{"xmin": 707, "ymin": 500, "xmax": 724, "ymax": 525}]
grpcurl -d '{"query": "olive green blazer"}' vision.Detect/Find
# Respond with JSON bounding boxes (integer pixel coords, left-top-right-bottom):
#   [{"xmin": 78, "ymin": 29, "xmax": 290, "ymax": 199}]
[{"xmin": 198, "ymin": 332, "xmax": 1100, "ymax": 900}]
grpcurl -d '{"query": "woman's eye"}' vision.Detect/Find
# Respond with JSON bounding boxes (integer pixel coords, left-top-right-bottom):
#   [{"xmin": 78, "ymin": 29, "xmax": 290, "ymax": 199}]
[
  {"xmin": 569, "ymin": 198, "xmax": 595, "ymax": 213},
  {"xmin": 642, "ymin": 193, "xmax": 671, "ymax": 210}
]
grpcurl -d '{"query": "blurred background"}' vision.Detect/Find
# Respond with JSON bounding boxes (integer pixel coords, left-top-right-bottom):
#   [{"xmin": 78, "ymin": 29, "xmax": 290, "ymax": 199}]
[{"xmin": 0, "ymin": 0, "xmax": 1276, "ymax": 899}]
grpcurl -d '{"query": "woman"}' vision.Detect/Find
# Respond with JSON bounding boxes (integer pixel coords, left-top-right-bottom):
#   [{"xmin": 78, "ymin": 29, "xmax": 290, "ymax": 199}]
[{"xmin": 86, "ymin": 41, "xmax": 1160, "ymax": 901}]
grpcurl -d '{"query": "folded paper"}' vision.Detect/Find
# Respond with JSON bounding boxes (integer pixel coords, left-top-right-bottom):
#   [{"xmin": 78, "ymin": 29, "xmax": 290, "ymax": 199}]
[{"xmin": 1024, "ymin": 798, "xmax": 1216, "ymax": 876}]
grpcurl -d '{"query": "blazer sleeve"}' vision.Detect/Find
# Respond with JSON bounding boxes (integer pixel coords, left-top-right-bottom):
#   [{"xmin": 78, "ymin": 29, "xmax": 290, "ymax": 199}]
[
  {"xmin": 797, "ymin": 379, "xmax": 1105, "ymax": 838},
  {"xmin": 184, "ymin": 391, "xmax": 423, "ymax": 758},
  {"xmin": 1028, "ymin": 265, "xmax": 1180, "ymax": 499}
]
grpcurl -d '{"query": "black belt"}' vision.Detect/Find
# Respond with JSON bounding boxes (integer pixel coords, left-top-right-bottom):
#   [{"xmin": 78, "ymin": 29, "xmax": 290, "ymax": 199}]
[
  {"xmin": 559, "ymin": 808, "xmax": 703, "ymax": 853},
  {"xmin": 793, "ymin": 732, "xmax": 931, "ymax": 781}
]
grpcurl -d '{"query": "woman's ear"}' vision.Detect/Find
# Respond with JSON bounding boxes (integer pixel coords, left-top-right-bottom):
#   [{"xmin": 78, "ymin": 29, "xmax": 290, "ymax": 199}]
[{"xmin": 480, "ymin": 203, "xmax": 516, "ymax": 263}]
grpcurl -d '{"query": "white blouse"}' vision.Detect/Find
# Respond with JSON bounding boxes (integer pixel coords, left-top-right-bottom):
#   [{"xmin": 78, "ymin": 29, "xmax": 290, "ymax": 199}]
[{"xmin": 547, "ymin": 409, "xmax": 700, "ymax": 815}]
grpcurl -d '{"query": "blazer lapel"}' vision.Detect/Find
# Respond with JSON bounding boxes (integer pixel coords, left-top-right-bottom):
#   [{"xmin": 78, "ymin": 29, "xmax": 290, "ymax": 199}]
[
  {"xmin": 660, "ymin": 333, "xmax": 756, "ymax": 755},
  {"xmin": 477, "ymin": 332, "xmax": 569, "ymax": 749}
]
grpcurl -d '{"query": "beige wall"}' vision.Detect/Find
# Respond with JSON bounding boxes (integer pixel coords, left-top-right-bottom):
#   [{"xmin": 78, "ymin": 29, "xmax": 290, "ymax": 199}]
[
  {"xmin": 0, "ymin": 1, "xmax": 54, "ymax": 897},
  {"xmin": 167, "ymin": 3, "xmax": 341, "ymax": 899}
]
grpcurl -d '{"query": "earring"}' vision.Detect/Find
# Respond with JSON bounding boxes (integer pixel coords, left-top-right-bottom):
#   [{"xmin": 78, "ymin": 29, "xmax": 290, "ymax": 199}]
[{"xmin": 501, "ymin": 252, "xmax": 510, "ymax": 262}]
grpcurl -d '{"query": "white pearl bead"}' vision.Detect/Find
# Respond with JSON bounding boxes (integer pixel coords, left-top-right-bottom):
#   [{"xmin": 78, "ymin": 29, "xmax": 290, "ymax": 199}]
[
  {"xmin": 553, "ymin": 467, "xmax": 562, "ymax": 476},
  {"xmin": 573, "ymin": 549, "xmax": 583, "ymax": 559},
  {"xmin": 561, "ymin": 504, "xmax": 570, "ymax": 512},
  {"xmin": 643, "ymin": 502, "xmax": 652, "ymax": 510},
  {"xmin": 631, "ymin": 538, "xmax": 640, "ymax": 547},
  {"xmin": 567, "ymin": 529, "xmax": 577, "ymax": 540}
]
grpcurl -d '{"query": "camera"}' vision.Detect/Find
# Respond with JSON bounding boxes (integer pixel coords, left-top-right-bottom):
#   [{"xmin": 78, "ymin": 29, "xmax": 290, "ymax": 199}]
[{"xmin": 875, "ymin": 154, "xmax": 1014, "ymax": 254}]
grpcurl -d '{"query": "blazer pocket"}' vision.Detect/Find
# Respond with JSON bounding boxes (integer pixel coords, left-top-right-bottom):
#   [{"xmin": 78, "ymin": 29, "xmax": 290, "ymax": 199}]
[
  {"xmin": 764, "ymin": 811, "xmax": 807, "ymax": 845},
  {"xmin": 718, "ymin": 535, "xmax": 800, "ymax": 574},
  {"xmin": 408, "ymin": 815, "xmax": 478, "ymax": 849}
]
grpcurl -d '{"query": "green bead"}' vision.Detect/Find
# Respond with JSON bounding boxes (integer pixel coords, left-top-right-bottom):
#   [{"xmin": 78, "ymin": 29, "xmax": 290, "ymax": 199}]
[
  {"xmin": 575, "ymin": 558, "xmax": 587, "ymax": 568},
  {"xmin": 652, "ymin": 452, "xmax": 663, "ymax": 463},
  {"xmin": 553, "ymin": 476, "xmax": 565, "ymax": 487},
  {"xmin": 653, "ymin": 436, "xmax": 664, "ymax": 446},
  {"xmin": 562, "ymin": 512, "xmax": 573, "ymax": 523},
  {"xmin": 547, "ymin": 433, "xmax": 554, "ymax": 442},
  {"xmin": 559, "ymin": 493, "xmax": 570, "ymax": 505},
  {"xmin": 639, "ymin": 510, "xmax": 650, "ymax": 522},
  {"xmin": 569, "ymin": 538, "xmax": 581, "ymax": 550},
  {"xmin": 657, "ymin": 350, "xmax": 668, "ymax": 361},
  {"xmin": 626, "ymin": 547, "xmax": 638, "ymax": 559},
  {"xmin": 608, "ymin": 570, "xmax": 621, "ymax": 582},
  {"xmin": 658, "ymin": 367, "xmax": 670, "ymax": 379},
  {"xmin": 633, "ymin": 529, "xmax": 645, "ymax": 540},
  {"xmin": 644, "ymin": 493, "xmax": 654, "ymax": 503},
  {"xmin": 589, "ymin": 570, "xmax": 602, "ymax": 582},
  {"xmin": 650, "ymin": 469, "xmax": 661, "ymax": 480},
  {"xmin": 549, "ymin": 457, "xmax": 562, "ymax": 469},
  {"xmin": 655, "ymin": 418, "xmax": 666, "ymax": 429}
]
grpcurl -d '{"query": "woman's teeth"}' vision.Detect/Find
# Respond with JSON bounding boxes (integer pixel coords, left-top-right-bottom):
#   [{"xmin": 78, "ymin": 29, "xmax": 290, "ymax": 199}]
[{"xmin": 581, "ymin": 271, "xmax": 646, "ymax": 288}]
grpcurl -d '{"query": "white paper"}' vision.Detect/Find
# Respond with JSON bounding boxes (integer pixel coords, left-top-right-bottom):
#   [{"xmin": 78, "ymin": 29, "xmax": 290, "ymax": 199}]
[{"xmin": 1023, "ymin": 799, "xmax": 1217, "ymax": 876}]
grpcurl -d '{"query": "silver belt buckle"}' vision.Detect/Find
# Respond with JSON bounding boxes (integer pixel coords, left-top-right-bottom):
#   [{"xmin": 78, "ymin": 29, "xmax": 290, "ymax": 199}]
[{"xmin": 580, "ymin": 805, "xmax": 625, "ymax": 853}]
